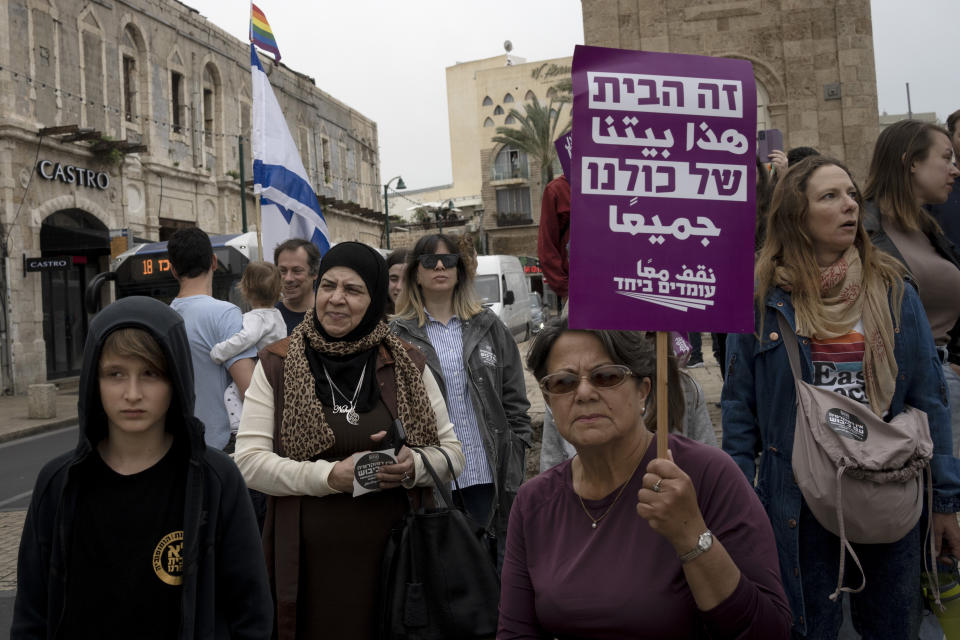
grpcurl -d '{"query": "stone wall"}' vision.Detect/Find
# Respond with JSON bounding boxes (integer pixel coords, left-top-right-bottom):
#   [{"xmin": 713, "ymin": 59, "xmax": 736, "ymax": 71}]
[
  {"xmin": 0, "ymin": 0, "xmax": 383, "ymax": 391},
  {"xmin": 581, "ymin": 0, "xmax": 880, "ymax": 181}
]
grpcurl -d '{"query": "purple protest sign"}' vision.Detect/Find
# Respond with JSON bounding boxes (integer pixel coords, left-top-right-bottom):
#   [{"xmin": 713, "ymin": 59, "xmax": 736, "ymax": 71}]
[
  {"xmin": 555, "ymin": 132, "xmax": 573, "ymax": 179},
  {"xmin": 568, "ymin": 45, "xmax": 756, "ymax": 332}
]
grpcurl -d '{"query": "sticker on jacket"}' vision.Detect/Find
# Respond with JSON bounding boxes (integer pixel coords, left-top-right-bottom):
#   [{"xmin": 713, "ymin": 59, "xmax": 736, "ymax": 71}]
[
  {"xmin": 826, "ymin": 408, "xmax": 867, "ymax": 441},
  {"xmin": 479, "ymin": 346, "xmax": 497, "ymax": 367},
  {"xmin": 153, "ymin": 530, "xmax": 184, "ymax": 586}
]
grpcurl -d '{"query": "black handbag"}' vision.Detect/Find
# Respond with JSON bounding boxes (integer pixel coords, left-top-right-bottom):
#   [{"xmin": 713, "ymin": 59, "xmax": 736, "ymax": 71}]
[{"xmin": 379, "ymin": 447, "xmax": 501, "ymax": 639}]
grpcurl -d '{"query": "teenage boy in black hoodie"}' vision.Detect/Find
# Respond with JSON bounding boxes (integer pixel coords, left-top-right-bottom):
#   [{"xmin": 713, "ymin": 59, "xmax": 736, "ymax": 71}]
[{"xmin": 11, "ymin": 296, "xmax": 272, "ymax": 639}]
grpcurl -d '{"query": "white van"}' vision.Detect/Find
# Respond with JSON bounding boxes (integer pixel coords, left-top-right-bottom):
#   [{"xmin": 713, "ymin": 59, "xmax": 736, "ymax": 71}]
[{"xmin": 475, "ymin": 255, "xmax": 533, "ymax": 341}]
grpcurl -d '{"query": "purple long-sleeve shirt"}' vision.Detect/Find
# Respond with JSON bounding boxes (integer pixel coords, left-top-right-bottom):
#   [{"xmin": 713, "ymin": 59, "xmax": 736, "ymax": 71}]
[{"xmin": 498, "ymin": 434, "xmax": 791, "ymax": 639}]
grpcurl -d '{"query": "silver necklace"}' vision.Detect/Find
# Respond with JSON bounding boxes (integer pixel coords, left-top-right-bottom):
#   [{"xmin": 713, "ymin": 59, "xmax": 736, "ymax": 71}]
[{"xmin": 321, "ymin": 362, "xmax": 367, "ymax": 425}]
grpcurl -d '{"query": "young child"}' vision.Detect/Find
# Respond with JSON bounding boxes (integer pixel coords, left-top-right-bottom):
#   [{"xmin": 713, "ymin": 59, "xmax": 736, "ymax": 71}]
[
  {"xmin": 12, "ymin": 296, "xmax": 272, "ymax": 638},
  {"xmin": 210, "ymin": 261, "xmax": 286, "ymax": 438}
]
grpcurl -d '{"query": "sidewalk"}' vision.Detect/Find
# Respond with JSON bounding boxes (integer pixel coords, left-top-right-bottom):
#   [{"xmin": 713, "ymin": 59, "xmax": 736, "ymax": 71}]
[{"xmin": 0, "ymin": 385, "xmax": 79, "ymax": 445}]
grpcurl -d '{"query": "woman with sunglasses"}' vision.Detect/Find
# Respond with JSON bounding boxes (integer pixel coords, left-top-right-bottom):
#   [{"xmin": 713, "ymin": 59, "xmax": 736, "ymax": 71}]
[
  {"xmin": 392, "ymin": 233, "xmax": 531, "ymax": 567},
  {"xmin": 498, "ymin": 320, "xmax": 790, "ymax": 639}
]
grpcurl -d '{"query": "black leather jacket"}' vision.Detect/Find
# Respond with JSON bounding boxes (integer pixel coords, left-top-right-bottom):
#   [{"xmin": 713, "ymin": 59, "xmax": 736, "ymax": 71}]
[{"xmin": 391, "ymin": 308, "xmax": 532, "ymax": 545}]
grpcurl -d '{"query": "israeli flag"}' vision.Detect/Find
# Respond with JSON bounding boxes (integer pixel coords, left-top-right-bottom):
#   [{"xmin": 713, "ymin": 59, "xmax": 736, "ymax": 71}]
[{"xmin": 251, "ymin": 44, "xmax": 329, "ymax": 260}]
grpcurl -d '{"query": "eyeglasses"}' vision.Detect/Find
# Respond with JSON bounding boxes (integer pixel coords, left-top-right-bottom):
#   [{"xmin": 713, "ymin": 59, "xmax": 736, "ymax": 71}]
[
  {"xmin": 539, "ymin": 364, "xmax": 634, "ymax": 396},
  {"xmin": 418, "ymin": 254, "xmax": 459, "ymax": 269}
]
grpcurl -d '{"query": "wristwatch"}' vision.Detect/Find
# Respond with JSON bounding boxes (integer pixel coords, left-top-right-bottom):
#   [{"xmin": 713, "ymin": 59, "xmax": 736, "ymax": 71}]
[{"xmin": 679, "ymin": 530, "xmax": 714, "ymax": 564}]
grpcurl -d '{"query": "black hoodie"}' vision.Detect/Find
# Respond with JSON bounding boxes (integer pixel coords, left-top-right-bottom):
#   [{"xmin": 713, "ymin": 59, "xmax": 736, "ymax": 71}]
[{"xmin": 12, "ymin": 296, "xmax": 272, "ymax": 639}]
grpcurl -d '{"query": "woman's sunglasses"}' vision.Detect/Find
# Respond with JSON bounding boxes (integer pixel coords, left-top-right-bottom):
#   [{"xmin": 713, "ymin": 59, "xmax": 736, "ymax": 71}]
[
  {"xmin": 538, "ymin": 364, "xmax": 634, "ymax": 396},
  {"xmin": 418, "ymin": 254, "xmax": 459, "ymax": 269}
]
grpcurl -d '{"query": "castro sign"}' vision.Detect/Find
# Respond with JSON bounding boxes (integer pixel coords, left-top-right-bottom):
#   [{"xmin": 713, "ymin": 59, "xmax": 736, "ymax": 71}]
[{"xmin": 36, "ymin": 160, "xmax": 110, "ymax": 190}]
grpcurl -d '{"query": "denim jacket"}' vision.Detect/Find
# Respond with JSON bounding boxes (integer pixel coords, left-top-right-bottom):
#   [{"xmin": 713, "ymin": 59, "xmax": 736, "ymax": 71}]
[
  {"xmin": 721, "ymin": 285, "xmax": 960, "ymax": 635},
  {"xmin": 391, "ymin": 308, "xmax": 532, "ymax": 543}
]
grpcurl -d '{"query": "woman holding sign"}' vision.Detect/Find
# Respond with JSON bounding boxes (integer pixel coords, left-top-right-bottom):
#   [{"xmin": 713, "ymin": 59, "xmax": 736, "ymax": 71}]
[
  {"xmin": 722, "ymin": 156, "xmax": 960, "ymax": 638},
  {"xmin": 498, "ymin": 320, "xmax": 791, "ymax": 639},
  {"xmin": 234, "ymin": 242, "xmax": 464, "ymax": 639}
]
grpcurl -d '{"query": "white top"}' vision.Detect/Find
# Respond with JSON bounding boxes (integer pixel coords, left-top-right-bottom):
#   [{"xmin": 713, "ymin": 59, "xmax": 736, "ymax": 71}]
[
  {"xmin": 210, "ymin": 307, "xmax": 287, "ymax": 365},
  {"xmin": 234, "ymin": 362, "xmax": 465, "ymax": 496}
]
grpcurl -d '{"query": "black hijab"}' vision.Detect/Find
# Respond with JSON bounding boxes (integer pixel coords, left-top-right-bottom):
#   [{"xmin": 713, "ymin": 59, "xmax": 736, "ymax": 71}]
[{"xmin": 306, "ymin": 243, "xmax": 389, "ymax": 412}]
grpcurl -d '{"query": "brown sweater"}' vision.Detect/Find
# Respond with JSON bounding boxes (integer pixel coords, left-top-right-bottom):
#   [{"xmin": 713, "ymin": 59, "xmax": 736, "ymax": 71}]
[{"xmin": 884, "ymin": 221, "xmax": 960, "ymax": 346}]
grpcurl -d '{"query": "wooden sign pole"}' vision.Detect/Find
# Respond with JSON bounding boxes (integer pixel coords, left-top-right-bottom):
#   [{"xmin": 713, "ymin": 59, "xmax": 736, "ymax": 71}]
[{"xmin": 656, "ymin": 331, "xmax": 669, "ymax": 459}]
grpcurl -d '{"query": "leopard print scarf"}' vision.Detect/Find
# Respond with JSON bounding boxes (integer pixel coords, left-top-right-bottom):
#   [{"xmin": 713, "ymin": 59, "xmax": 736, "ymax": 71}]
[{"xmin": 281, "ymin": 313, "xmax": 440, "ymax": 461}]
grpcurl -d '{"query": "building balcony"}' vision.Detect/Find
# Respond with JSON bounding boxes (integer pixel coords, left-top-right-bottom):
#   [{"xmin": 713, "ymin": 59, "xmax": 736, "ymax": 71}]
[
  {"xmin": 497, "ymin": 212, "xmax": 534, "ymax": 227},
  {"xmin": 491, "ymin": 165, "xmax": 529, "ymax": 181}
]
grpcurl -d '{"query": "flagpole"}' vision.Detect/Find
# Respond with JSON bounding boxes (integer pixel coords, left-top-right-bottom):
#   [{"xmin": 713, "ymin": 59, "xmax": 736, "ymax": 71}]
[{"xmin": 256, "ymin": 196, "xmax": 264, "ymax": 260}]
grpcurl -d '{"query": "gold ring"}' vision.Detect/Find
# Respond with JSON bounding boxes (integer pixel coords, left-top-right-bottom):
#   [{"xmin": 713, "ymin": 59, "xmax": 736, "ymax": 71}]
[{"xmin": 653, "ymin": 478, "xmax": 663, "ymax": 493}]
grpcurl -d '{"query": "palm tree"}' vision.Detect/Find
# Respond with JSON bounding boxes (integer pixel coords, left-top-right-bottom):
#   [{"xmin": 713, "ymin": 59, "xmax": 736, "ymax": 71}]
[{"xmin": 491, "ymin": 95, "xmax": 570, "ymax": 185}]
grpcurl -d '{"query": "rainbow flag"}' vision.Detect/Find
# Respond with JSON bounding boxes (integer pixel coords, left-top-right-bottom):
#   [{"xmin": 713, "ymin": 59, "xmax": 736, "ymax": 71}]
[{"xmin": 250, "ymin": 4, "xmax": 281, "ymax": 62}]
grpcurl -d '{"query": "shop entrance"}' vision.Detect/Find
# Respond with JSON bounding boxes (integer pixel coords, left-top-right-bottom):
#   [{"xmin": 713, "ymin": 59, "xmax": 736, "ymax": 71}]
[{"xmin": 40, "ymin": 209, "xmax": 110, "ymax": 378}]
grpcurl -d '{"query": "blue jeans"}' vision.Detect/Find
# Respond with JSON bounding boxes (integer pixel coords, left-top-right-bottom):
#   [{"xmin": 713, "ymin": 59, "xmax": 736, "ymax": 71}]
[
  {"xmin": 688, "ymin": 332, "xmax": 703, "ymax": 360},
  {"xmin": 942, "ymin": 363, "xmax": 960, "ymax": 456},
  {"xmin": 794, "ymin": 502, "xmax": 923, "ymax": 639}
]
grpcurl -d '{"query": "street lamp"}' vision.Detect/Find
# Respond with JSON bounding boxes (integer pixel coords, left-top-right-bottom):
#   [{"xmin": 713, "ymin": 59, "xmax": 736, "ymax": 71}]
[{"xmin": 383, "ymin": 175, "xmax": 406, "ymax": 250}]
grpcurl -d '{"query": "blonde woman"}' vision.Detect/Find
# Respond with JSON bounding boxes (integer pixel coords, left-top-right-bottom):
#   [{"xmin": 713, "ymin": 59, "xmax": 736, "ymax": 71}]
[
  {"xmin": 722, "ymin": 156, "xmax": 960, "ymax": 638},
  {"xmin": 391, "ymin": 233, "xmax": 531, "ymax": 567}
]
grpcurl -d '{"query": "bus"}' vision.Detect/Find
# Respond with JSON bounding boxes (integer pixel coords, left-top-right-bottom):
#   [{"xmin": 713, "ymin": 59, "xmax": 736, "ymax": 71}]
[{"xmin": 85, "ymin": 232, "xmax": 259, "ymax": 313}]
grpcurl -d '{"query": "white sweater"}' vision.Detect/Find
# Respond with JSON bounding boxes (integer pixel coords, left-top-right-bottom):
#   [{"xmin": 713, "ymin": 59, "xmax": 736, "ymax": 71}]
[
  {"xmin": 234, "ymin": 361, "xmax": 465, "ymax": 497},
  {"xmin": 209, "ymin": 307, "xmax": 287, "ymax": 364}
]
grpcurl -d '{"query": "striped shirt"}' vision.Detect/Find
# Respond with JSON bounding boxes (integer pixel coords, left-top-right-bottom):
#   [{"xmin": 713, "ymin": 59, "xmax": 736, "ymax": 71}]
[
  {"xmin": 424, "ymin": 313, "xmax": 493, "ymax": 488},
  {"xmin": 810, "ymin": 321, "xmax": 867, "ymax": 405}
]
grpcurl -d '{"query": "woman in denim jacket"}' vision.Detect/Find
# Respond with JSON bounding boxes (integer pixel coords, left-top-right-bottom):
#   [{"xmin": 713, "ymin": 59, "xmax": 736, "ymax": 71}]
[{"xmin": 722, "ymin": 156, "xmax": 960, "ymax": 639}]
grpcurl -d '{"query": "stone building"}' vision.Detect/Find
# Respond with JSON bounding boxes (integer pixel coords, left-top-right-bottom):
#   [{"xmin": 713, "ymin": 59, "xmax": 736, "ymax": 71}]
[
  {"xmin": 385, "ymin": 52, "xmax": 573, "ymax": 258},
  {"xmin": 0, "ymin": 0, "xmax": 383, "ymax": 392},
  {"xmin": 581, "ymin": 0, "xmax": 881, "ymax": 182}
]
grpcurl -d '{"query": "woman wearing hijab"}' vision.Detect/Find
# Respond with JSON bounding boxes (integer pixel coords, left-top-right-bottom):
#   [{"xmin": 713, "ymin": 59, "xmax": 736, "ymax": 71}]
[{"xmin": 234, "ymin": 242, "xmax": 465, "ymax": 640}]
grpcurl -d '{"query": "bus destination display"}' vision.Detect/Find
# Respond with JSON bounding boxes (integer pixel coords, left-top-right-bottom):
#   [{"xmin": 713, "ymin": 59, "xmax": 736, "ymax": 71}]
[{"xmin": 129, "ymin": 255, "xmax": 173, "ymax": 282}]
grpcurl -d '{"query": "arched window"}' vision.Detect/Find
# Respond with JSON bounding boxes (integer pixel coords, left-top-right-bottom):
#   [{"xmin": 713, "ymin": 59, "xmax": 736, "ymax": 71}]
[
  {"xmin": 756, "ymin": 80, "xmax": 772, "ymax": 132},
  {"xmin": 482, "ymin": 96, "xmax": 493, "ymax": 106},
  {"xmin": 524, "ymin": 90, "xmax": 536, "ymax": 102},
  {"xmin": 546, "ymin": 86, "xmax": 557, "ymax": 99},
  {"xmin": 168, "ymin": 48, "xmax": 186, "ymax": 136},
  {"xmin": 483, "ymin": 117, "xmax": 494, "ymax": 128},
  {"xmin": 493, "ymin": 145, "xmax": 528, "ymax": 180},
  {"xmin": 504, "ymin": 114, "xmax": 516, "ymax": 125},
  {"xmin": 503, "ymin": 93, "xmax": 514, "ymax": 103},
  {"xmin": 202, "ymin": 63, "xmax": 221, "ymax": 150},
  {"xmin": 120, "ymin": 23, "xmax": 149, "ymax": 133},
  {"xmin": 78, "ymin": 8, "xmax": 105, "ymax": 130},
  {"xmin": 493, "ymin": 105, "xmax": 504, "ymax": 115}
]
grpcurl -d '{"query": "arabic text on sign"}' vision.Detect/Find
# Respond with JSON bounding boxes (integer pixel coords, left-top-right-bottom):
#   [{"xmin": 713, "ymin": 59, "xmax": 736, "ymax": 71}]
[{"xmin": 587, "ymin": 71, "xmax": 743, "ymax": 118}]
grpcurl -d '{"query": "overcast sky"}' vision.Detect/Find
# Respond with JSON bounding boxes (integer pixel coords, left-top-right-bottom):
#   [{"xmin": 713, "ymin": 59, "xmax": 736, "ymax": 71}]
[{"xmin": 186, "ymin": 0, "xmax": 959, "ymax": 192}]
